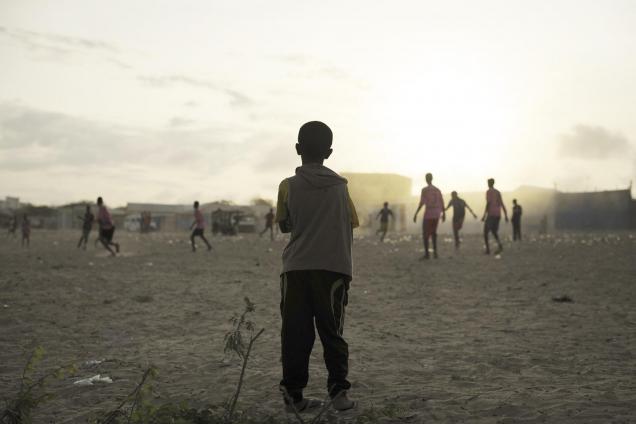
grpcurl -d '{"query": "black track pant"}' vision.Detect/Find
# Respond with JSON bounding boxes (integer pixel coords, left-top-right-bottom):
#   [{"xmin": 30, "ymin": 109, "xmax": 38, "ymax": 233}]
[
  {"xmin": 512, "ymin": 219, "xmax": 522, "ymax": 241},
  {"xmin": 280, "ymin": 270, "xmax": 351, "ymax": 402}
]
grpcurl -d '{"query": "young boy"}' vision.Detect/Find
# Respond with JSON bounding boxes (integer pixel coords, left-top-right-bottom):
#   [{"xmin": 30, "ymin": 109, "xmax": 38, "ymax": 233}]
[
  {"xmin": 276, "ymin": 121, "xmax": 358, "ymax": 413},
  {"xmin": 77, "ymin": 205, "xmax": 94, "ymax": 250},
  {"xmin": 97, "ymin": 197, "xmax": 120, "ymax": 256},
  {"xmin": 445, "ymin": 191, "xmax": 477, "ymax": 249},
  {"xmin": 21, "ymin": 214, "xmax": 30, "ymax": 248},
  {"xmin": 7, "ymin": 214, "xmax": 17, "ymax": 238},
  {"xmin": 413, "ymin": 173, "xmax": 445, "ymax": 259},
  {"xmin": 259, "ymin": 208, "xmax": 275, "ymax": 241},
  {"xmin": 511, "ymin": 199, "xmax": 523, "ymax": 241},
  {"xmin": 190, "ymin": 201, "xmax": 212, "ymax": 252},
  {"xmin": 481, "ymin": 178, "xmax": 508, "ymax": 254},
  {"xmin": 376, "ymin": 201, "xmax": 394, "ymax": 242}
]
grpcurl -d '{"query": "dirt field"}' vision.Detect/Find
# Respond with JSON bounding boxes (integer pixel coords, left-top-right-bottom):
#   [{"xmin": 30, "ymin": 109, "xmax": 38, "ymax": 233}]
[{"xmin": 1, "ymin": 229, "xmax": 635, "ymax": 423}]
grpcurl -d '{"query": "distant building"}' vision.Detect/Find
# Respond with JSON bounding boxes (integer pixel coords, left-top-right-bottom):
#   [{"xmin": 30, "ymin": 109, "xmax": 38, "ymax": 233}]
[
  {"xmin": 554, "ymin": 188, "xmax": 634, "ymax": 230},
  {"xmin": 57, "ymin": 202, "xmax": 94, "ymax": 230},
  {"xmin": 0, "ymin": 196, "xmax": 20, "ymax": 211},
  {"xmin": 126, "ymin": 202, "xmax": 191, "ymax": 232}
]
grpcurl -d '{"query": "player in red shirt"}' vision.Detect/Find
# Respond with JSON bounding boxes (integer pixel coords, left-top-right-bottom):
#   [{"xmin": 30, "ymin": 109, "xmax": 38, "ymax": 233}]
[
  {"xmin": 413, "ymin": 173, "xmax": 445, "ymax": 259},
  {"xmin": 190, "ymin": 201, "xmax": 212, "ymax": 252},
  {"xmin": 481, "ymin": 178, "xmax": 508, "ymax": 254}
]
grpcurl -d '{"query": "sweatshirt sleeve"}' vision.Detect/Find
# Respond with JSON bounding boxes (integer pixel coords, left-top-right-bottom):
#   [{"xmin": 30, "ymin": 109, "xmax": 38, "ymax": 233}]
[
  {"xmin": 275, "ymin": 179, "xmax": 289, "ymax": 223},
  {"xmin": 346, "ymin": 188, "xmax": 359, "ymax": 228}
]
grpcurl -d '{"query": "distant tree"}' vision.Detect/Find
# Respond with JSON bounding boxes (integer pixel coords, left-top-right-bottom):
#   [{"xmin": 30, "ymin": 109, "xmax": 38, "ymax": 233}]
[{"xmin": 250, "ymin": 198, "xmax": 273, "ymax": 207}]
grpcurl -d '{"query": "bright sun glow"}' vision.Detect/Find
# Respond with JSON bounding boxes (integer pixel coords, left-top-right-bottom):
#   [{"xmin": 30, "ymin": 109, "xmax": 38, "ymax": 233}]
[{"xmin": 372, "ymin": 66, "xmax": 516, "ymax": 171}]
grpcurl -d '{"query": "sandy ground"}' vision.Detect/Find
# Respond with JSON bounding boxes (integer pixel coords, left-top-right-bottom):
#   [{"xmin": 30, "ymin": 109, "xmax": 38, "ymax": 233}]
[{"xmin": 1, "ymin": 229, "xmax": 635, "ymax": 423}]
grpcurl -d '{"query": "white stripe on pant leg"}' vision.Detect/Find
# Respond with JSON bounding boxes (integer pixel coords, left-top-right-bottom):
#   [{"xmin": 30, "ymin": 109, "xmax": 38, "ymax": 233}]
[
  {"xmin": 338, "ymin": 287, "xmax": 346, "ymax": 335},
  {"xmin": 330, "ymin": 278, "xmax": 344, "ymax": 331}
]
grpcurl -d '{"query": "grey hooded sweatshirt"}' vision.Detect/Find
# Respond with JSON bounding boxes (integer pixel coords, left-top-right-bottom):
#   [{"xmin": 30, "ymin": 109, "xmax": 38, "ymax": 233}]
[{"xmin": 275, "ymin": 164, "xmax": 359, "ymax": 279}]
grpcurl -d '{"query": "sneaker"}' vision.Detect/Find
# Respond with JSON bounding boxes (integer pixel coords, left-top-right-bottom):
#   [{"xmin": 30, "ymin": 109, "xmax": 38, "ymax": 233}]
[
  {"xmin": 331, "ymin": 391, "xmax": 356, "ymax": 411},
  {"xmin": 285, "ymin": 397, "xmax": 322, "ymax": 413}
]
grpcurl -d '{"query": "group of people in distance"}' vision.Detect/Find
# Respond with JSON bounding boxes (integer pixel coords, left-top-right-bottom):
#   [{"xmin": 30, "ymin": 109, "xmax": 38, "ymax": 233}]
[
  {"xmin": 6, "ymin": 213, "xmax": 30, "ymax": 248},
  {"xmin": 6, "ymin": 120, "xmax": 529, "ymax": 415},
  {"xmin": 378, "ymin": 174, "xmax": 523, "ymax": 258}
]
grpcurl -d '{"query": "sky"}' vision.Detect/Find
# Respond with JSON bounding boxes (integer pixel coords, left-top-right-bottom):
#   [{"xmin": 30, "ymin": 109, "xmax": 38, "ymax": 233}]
[{"xmin": 1, "ymin": 0, "xmax": 635, "ymax": 206}]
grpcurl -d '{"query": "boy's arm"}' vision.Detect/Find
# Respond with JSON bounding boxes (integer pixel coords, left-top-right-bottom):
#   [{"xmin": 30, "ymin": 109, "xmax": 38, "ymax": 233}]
[
  {"xmin": 499, "ymin": 192, "xmax": 508, "ymax": 221},
  {"xmin": 444, "ymin": 200, "xmax": 452, "ymax": 211},
  {"xmin": 466, "ymin": 203, "xmax": 477, "ymax": 218},
  {"xmin": 440, "ymin": 192, "xmax": 446, "ymax": 222},
  {"xmin": 275, "ymin": 179, "xmax": 292, "ymax": 233},
  {"xmin": 413, "ymin": 190, "xmax": 424, "ymax": 222},
  {"xmin": 346, "ymin": 189, "xmax": 359, "ymax": 229}
]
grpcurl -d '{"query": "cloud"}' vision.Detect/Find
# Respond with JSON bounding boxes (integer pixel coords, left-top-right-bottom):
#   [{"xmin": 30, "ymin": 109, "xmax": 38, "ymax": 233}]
[
  {"xmin": 0, "ymin": 25, "xmax": 118, "ymax": 53},
  {"xmin": 558, "ymin": 125, "xmax": 632, "ymax": 160},
  {"xmin": 138, "ymin": 74, "xmax": 253, "ymax": 107},
  {"xmin": 168, "ymin": 117, "xmax": 195, "ymax": 128},
  {"xmin": 0, "ymin": 102, "xmax": 239, "ymax": 172},
  {"xmin": 0, "ymin": 26, "xmax": 130, "ymax": 68}
]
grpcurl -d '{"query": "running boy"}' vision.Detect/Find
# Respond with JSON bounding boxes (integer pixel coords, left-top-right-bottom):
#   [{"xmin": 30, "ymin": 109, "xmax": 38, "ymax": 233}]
[
  {"xmin": 190, "ymin": 201, "xmax": 212, "ymax": 252},
  {"xmin": 511, "ymin": 199, "xmax": 522, "ymax": 241},
  {"xmin": 97, "ymin": 197, "xmax": 120, "ymax": 256},
  {"xmin": 7, "ymin": 214, "xmax": 17, "ymax": 238},
  {"xmin": 481, "ymin": 178, "xmax": 508, "ymax": 254},
  {"xmin": 413, "ymin": 173, "xmax": 445, "ymax": 259},
  {"xmin": 276, "ymin": 121, "xmax": 358, "ymax": 412},
  {"xmin": 21, "ymin": 214, "xmax": 30, "ymax": 248},
  {"xmin": 259, "ymin": 208, "xmax": 275, "ymax": 241},
  {"xmin": 376, "ymin": 202, "xmax": 394, "ymax": 242},
  {"xmin": 445, "ymin": 191, "xmax": 477, "ymax": 249},
  {"xmin": 77, "ymin": 205, "xmax": 94, "ymax": 250}
]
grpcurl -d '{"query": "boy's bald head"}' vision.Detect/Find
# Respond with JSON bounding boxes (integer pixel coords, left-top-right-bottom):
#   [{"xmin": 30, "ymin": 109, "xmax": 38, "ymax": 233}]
[{"xmin": 296, "ymin": 121, "xmax": 333, "ymax": 162}]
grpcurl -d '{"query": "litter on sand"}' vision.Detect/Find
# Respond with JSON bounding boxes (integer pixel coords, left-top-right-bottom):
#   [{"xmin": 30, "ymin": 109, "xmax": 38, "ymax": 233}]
[
  {"xmin": 74, "ymin": 374, "xmax": 113, "ymax": 386},
  {"xmin": 552, "ymin": 295, "xmax": 573, "ymax": 303},
  {"xmin": 82, "ymin": 359, "xmax": 105, "ymax": 368}
]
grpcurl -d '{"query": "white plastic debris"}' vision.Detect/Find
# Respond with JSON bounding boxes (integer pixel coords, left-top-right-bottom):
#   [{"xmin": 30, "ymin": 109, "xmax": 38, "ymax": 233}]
[
  {"xmin": 74, "ymin": 374, "xmax": 113, "ymax": 386},
  {"xmin": 83, "ymin": 359, "xmax": 105, "ymax": 367}
]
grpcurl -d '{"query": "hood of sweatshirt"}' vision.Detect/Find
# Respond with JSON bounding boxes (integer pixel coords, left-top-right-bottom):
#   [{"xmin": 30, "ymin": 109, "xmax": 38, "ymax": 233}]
[{"xmin": 295, "ymin": 164, "xmax": 347, "ymax": 188}]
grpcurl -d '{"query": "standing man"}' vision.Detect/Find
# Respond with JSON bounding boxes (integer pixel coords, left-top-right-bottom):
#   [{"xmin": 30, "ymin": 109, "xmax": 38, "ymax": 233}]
[
  {"xmin": 21, "ymin": 214, "xmax": 30, "ymax": 248},
  {"xmin": 276, "ymin": 121, "xmax": 358, "ymax": 412},
  {"xmin": 444, "ymin": 191, "xmax": 477, "ymax": 249},
  {"xmin": 413, "ymin": 173, "xmax": 445, "ymax": 259},
  {"xmin": 511, "ymin": 199, "xmax": 523, "ymax": 241},
  {"xmin": 375, "ymin": 202, "xmax": 394, "ymax": 242},
  {"xmin": 77, "ymin": 205, "xmax": 94, "ymax": 250},
  {"xmin": 190, "ymin": 201, "xmax": 212, "ymax": 252},
  {"xmin": 7, "ymin": 214, "xmax": 17, "ymax": 238},
  {"xmin": 97, "ymin": 197, "xmax": 120, "ymax": 256},
  {"xmin": 481, "ymin": 178, "xmax": 508, "ymax": 254},
  {"xmin": 259, "ymin": 208, "xmax": 275, "ymax": 241}
]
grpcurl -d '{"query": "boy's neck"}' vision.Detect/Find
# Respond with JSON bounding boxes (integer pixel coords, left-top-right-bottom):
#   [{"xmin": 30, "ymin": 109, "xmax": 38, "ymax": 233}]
[{"xmin": 301, "ymin": 157, "xmax": 324, "ymax": 166}]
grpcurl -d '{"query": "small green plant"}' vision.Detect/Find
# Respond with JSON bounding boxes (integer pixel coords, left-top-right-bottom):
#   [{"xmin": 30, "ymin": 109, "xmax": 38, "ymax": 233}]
[
  {"xmin": 98, "ymin": 365, "xmax": 158, "ymax": 424},
  {"xmin": 223, "ymin": 297, "xmax": 265, "ymax": 423},
  {"xmin": 1, "ymin": 346, "xmax": 77, "ymax": 424}
]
